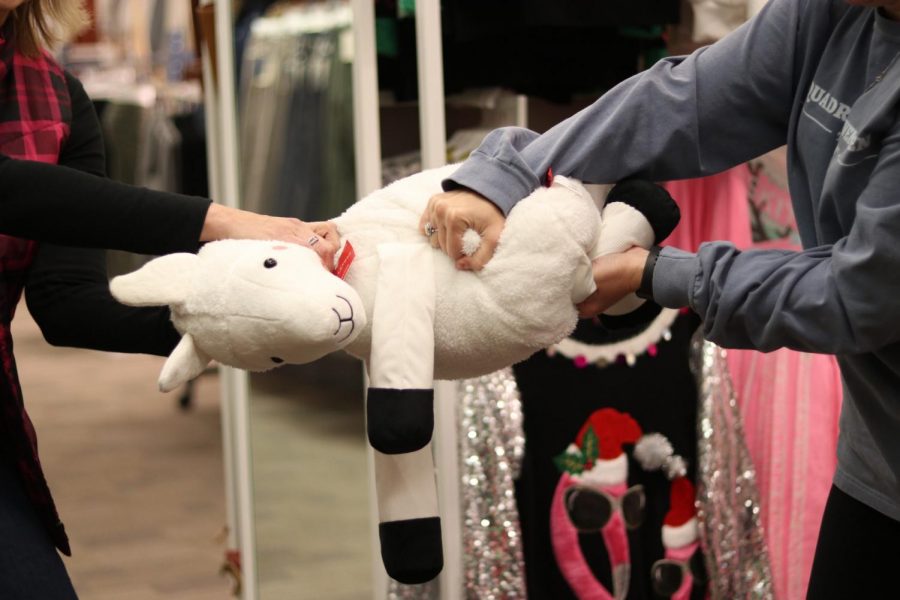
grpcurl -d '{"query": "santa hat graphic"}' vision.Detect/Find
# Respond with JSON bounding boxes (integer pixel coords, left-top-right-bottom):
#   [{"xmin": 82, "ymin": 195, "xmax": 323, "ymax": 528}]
[
  {"xmin": 575, "ymin": 408, "xmax": 642, "ymax": 486},
  {"xmin": 662, "ymin": 476, "xmax": 699, "ymax": 549}
]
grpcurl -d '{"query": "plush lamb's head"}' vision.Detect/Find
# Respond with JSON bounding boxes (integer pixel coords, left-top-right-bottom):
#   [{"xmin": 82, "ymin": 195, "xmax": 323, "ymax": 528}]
[{"xmin": 111, "ymin": 239, "xmax": 366, "ymax": 392}]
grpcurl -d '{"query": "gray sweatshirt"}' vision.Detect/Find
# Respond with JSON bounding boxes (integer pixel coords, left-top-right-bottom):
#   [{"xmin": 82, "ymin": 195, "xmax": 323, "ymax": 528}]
[{"xmin": 448, "ymin": 0, "xmax": 900, "ymax": 519}]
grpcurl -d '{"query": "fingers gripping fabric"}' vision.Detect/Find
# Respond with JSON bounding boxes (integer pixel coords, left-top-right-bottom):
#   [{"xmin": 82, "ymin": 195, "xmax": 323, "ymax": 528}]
[{"xmin": 367, "ymin": 243, "xmax": 443, "ymax": 584}]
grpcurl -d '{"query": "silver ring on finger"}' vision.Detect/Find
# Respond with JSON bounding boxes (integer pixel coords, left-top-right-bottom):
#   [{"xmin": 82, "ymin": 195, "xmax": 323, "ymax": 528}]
[
  {"xmin": 424, "ymin": 222, "xmax": 437, "ymax": 237},
  {"xmin": 308, "ymin": 235, "xmax": 320, "ymax": 247}
]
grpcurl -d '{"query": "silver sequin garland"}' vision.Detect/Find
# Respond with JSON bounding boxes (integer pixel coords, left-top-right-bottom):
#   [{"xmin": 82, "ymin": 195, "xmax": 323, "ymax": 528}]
[
  {"xmin": 388, "ymin": 368, "xmax": 527, "ymax": 599},
  {"xmin": 691, "ymin": 335, "xmax": 774, "ymax": 599}
]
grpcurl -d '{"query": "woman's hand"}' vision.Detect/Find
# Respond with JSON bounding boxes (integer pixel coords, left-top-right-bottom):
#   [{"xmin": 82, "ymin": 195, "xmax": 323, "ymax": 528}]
[
  {"xmin": 201, "ymin": 204, "xmax": 341, "ymax": 268},
  {"xmin": 419, "ymin": 189, "xmax": 506, "ymax": 270},
  {"xmin": 575, "ymin": 246, "xmax": 649, "ymax": 318}
]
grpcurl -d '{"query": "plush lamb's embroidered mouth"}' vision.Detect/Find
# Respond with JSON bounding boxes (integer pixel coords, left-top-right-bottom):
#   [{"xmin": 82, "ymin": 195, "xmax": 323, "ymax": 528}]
[{"xmin": 333, "ymin": 295, "xmax": 355, "ymax": 342}]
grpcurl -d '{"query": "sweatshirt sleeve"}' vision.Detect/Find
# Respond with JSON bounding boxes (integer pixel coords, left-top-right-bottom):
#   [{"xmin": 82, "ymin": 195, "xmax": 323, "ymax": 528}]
[
  {"xmin": 445, "ymin": 0, "xmax": 808, "ymax": 214},
  {"xmin": 652, "ymin": 120, "xmax": 900, "ymax": 355}
]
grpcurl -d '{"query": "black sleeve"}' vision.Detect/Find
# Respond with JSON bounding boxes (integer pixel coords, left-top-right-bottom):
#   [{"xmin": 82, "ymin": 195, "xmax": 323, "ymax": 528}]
[
  {"xmin": 0, "ymin": 76, "xmax": 210, "ymax": 254},
  {"xmin": 24, "ymin": 73, "xmax": 182, "ymax": 356}
]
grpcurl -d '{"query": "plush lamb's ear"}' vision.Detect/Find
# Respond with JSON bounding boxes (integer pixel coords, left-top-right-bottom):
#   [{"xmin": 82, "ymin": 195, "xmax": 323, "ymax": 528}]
[
  {"xmin": 110, "ymin": 253, "xmax": 197, "ymax": 307},
  {"xmin": 159, "ymin": 334, "xmax": 211, "ymax": 393}
]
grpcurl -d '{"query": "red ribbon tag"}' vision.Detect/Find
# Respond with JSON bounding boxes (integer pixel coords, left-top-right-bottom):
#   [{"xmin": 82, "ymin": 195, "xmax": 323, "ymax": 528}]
[
  {"xmin": 333, "ymin": 241, "xmax": 355, "ymax": 279},
  {"xmin": 545, "ymin": 166, "xmax": 554, "ymax": 187}
]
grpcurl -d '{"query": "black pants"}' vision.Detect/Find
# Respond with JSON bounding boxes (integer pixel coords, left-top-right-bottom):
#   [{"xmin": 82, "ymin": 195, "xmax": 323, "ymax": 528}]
[
  {"xmin": 0, "ymin": 460, "xmax": 77, "ymax": 599},
  {"xmin": 807, "ymin": 485, "xmax": 900, "ymax": 599}
]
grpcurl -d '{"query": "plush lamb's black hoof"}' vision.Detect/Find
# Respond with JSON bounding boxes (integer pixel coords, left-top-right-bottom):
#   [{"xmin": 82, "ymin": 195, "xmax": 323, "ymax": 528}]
[
  {"xmin": 367, "ymin": 388, "xmax": 434, "ymax": 454},
  {"xmin": 380, "ymin": 517, "xmax": 444, "ymax": 584}
]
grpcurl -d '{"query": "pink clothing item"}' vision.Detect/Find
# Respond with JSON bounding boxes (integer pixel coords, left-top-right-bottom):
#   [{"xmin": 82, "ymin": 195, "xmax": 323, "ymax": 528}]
[
  {"xmin": 665, "ymin": 542, "xmax": 701, "ymax": 600},
  {"xmin": 726, "ymin": 344, "xmax": 840, "ymax": 599},
  {"xmin": 550, "ymin": 473, "xmax": 616, "ymax": 600},
  {"xmin": 599, "ymin": 483, "xmax": 631, "ymax": 600},
  {"xmin": 664, "ymin": 164, "xmax": 842, "ymax": 600},
  {"xmin": 664, "ymin": 167, "xmax": 753, "ymax": 252}
]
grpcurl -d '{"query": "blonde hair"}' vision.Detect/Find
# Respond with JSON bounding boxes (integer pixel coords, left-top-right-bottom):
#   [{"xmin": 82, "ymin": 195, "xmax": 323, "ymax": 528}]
[{"xmin": 12, "ymin": 0, "xmax": 89, "ymax": 57}]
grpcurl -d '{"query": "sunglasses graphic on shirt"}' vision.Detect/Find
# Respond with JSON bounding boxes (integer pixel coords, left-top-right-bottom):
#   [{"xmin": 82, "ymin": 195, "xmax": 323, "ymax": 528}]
[
  {"xmin": 651, "ymin": 551, "xmax": 708, "ymax": 597},
  {"xmin": 563, "ymin": 484, "xmax": 646, "ymax": 531}
]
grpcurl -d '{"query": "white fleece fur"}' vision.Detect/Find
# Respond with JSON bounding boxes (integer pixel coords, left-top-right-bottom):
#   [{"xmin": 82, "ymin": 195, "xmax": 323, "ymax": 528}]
[
  {"xmin": 111, "ymin": 164, "xmax": 653, "ymax": 388},
  {"xmin": 337, "ymin": 164, "xmax": 600, "ymax": 380}
]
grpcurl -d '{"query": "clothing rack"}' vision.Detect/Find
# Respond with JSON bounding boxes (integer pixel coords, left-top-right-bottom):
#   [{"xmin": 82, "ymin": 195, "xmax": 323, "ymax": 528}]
[
  {"xmin": 252, "ymin": 2, "xmax": 352, "ymax": 36},
  {"xmin": 204, "ymin": 2, "xmax": 258, "ymax": 599},
  {"xmin": 348, "ymin": 2, "xmax": 385, "ymax": 598}
]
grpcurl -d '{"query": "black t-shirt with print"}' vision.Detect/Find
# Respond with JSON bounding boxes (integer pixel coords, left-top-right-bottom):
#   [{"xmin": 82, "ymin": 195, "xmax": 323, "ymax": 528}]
[{"xmin": 513, "ymin": 313, "xmax": 705, "ymax": 600}]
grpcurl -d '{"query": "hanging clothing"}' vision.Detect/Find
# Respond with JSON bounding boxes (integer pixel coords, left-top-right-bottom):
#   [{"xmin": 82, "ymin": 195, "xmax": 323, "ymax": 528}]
[
  {"xmin": 172, "ymin": 109, "xmax": 210, "ymax": 199},
  {"xmin": 239, "ymin": 27, "xmax": 293, "ymax": 214},
  {"xmin": 689, "ymin": 0, "xmax": 751, "ymax": 42},
  {"xmin": 100, "ymin": 101, "xmax": 146, "ymax": 185},
  {"xmin": 238, "ymin": 8, "xmax": 356, "ymax": 221},
  {"xmin": 512, "ymin": 313, "xmax": 707, "ymax": 599},
  {"xmin": 691, "ymin": 337, "xmax": 774, "ymax": 598},
  {"xmin": 235, "ymin": 0, "xmax": 280, "ymax": 82},
  {"xmin": 665, "ymin": 164, "xmax": 842, "ymax": 600},
  {"xmin": 376, "ymin": 1, "xmax": 679, "ymax": 104},
  {"xmin": 136, "ymin": 104, "xmax": 181, "ymax": 193}
]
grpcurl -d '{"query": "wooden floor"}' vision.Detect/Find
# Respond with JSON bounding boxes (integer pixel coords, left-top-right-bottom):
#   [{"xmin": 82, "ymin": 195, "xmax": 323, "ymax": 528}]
[{"xmin": 11, "ymin": 306, "xmax": 374, "ymax": 599}]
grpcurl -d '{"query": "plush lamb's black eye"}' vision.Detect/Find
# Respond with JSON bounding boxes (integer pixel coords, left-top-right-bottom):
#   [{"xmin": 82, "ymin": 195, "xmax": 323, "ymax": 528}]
[
  {"xmin": 264, "ymin": 258, "xmax": 277, "ymax": 269},
  {"xmin": 271, "ymin": 357, "xmax": 284, "ymax": 364}
]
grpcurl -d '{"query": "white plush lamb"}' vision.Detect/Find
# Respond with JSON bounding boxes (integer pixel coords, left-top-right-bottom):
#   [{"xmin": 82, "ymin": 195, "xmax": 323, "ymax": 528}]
[{"xmin": 110, "ymin": 164, "xmax": 678, "ymax": 584}]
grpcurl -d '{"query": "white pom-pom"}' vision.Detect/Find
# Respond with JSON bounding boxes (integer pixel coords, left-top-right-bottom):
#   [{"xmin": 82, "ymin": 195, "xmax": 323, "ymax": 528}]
[
  {"xmin": 461, "ymin": 229, "xmax": 482, "ymax": 256},
  {"xmin": 664, "ymin": 455, "xmax": 688, "ymax": 479},
  {"xmin": 634, "ymin": 433, "xmax": 673, "ymax": 471}
]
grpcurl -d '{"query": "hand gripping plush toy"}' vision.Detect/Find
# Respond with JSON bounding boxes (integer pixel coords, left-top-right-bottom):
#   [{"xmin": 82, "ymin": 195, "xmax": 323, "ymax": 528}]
[{"xmin": 110, "ymin": 164, "xmax": 678, "ymax": 585}]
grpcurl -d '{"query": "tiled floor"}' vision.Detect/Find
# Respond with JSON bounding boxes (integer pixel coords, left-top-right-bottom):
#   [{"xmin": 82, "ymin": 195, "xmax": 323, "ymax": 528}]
[{"xmin": 12, "ymin": 306, "xmax": 374, "ymax": 599}]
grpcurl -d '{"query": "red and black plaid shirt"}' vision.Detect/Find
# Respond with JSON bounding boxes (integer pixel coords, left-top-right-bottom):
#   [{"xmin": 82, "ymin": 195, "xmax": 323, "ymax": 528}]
[{"xmin": 0, "ymin": 21, "xmax": 73, "ymax": 554}]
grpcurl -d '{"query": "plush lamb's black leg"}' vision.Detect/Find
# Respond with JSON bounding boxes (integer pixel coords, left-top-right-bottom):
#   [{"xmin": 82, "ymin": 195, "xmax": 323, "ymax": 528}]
[
  {"xmin": 373, "ymin": 445, "xmax": 444, "ymax": 584},
  {"xmin": 367, "ymin": 243, "xmax": 443, "ymax": 585},
  {"xmin": 597, "ymin": 181, "xmax": 681, "ymax": 329},
  {"xmin": 379, "ymin": 516, "xmax": 443, "ymax": 583},
  {"xmin": 605, "ymin": 179, "xmax": 681, "ymax": 245},
  {"xmin": 367, "ymin": 388, "xmax": 434, "ymax": 455}
]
